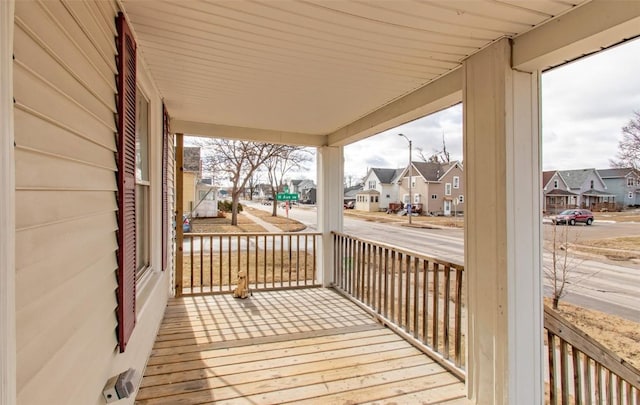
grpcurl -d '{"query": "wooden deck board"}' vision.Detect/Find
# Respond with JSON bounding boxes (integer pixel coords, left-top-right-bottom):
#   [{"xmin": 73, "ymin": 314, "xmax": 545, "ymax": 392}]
[{"xmin": 137, "ymin": 288, "xmax": 470, "ymax": 405}]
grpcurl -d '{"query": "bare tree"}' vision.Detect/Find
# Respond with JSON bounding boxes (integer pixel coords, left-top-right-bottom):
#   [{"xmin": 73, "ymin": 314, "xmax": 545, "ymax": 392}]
[
  {"xmin": 211, "ymin": 140, "xmax": 285, "ymax": 225},
  {"xmin": 418, "ymin": 132, "xmax": 451, "ymax": 164},
  {"xmin": 544, "ymin": 222, "xmax": 583, "ymax": 309},
  {"xmin": 610, "ymin": 111, "xmax": 640, "ymax": 170},
  {"xmin": 264, "ymin": 147, "xmax": 311, "ymax": 216},
  {"xmin": 246, "ymin": 170, "xmax": 264, "ymax": 201}
]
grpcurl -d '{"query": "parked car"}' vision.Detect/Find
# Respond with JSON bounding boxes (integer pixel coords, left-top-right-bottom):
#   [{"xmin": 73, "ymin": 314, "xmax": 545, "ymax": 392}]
[
  {"xmin": 552, "ymin": 209, "xmax": 594, "ymax": 226},
  {"xmin": 343, "ymin": 201, "xmax": 355, "ymax": 209},
  {"xmin": 182, "ymin": 215, "xmax": 191, "ymax": 232}
]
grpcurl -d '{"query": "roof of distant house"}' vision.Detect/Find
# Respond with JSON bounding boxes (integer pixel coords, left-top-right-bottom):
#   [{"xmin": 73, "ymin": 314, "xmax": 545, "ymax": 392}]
[
  {"xmin": 557, "ymin": 168, "xmax": 598, "ymax": 189},
  {"xmin": 542, "ymin": 171, "xmax": 556, "ymax": 187},
  {"xmin": 597, "ymin": 168, "xmax": 639, "ymax": 178},
  {"xmin": 409, "ymin": 161, "xmax": 461, "ymax": 182},
  {"xmin": 370, "ymin": 168, "xmax": 404, "ymax": 184}
]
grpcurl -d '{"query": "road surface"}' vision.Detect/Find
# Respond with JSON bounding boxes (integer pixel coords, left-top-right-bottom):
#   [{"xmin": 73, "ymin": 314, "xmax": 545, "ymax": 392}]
[{"xmin": 246, "ymin": 201, "xmax": 640, "ymax": 322}]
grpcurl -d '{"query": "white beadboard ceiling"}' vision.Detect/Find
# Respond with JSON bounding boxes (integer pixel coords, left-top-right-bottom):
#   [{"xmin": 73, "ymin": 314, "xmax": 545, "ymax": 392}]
[{"xmin": 122, "ymin": 0, "xmax": 588, "ymax": 140}]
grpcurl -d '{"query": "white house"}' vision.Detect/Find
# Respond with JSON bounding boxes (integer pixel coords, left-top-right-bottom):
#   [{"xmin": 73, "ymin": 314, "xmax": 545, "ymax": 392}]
[
  {"xmin": 362, "ymin": 168, "xmax": 404, "ymax": 209},
  {"xmin": 3, "ymin": 2, "xmax": 640, "ymax": 404}
]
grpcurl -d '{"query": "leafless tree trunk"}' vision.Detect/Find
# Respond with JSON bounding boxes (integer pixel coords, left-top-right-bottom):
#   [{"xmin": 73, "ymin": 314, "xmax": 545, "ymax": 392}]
[
  {"xmin": 544, "ymin": 222, "xmax": 583, "ymax": 309},
  {"xmin": 264, "ymin": 146, "xmax": 311, "ymax": 217},
  {"xmin": 610, "ymin": 111, "xmax": 640, "ymax": 170}
]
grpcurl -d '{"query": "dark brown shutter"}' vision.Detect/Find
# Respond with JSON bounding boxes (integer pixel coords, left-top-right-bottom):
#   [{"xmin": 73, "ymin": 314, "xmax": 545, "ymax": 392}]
[
  {"xmin": 115, "ymin": 12, "xmax": 137, "ymax": 353},
  {"xmin": 162, "ymin": 104, "xmax": 169, "ymax": 271}
]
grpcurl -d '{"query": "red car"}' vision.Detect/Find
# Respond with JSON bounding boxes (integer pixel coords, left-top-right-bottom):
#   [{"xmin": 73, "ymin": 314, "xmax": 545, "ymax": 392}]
[{"xmin": 552, "ymin": 209, "xmax": 594, "ymax": 226}]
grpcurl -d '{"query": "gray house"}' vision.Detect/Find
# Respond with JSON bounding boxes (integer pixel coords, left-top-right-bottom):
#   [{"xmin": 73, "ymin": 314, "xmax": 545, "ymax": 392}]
[
  {"xmin": 598, "ymin": 168, "xmax": 640, "ymax": 209},
  {"xmin": 555, "ymin": 168, "xmax": 616, "ymax": 211}
]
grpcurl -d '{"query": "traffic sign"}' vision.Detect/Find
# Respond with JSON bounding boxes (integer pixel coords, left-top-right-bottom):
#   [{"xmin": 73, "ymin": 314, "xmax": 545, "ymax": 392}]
[{"xmin": 276, "ymin": 193, "xmax": 299, "ymax": 201}]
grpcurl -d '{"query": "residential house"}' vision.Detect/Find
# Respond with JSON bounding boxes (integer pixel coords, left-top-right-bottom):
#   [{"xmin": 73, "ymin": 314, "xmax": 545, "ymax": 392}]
[
  {"xmin": 542, "ymin": 170, "xmax": 579, "ymax": 214},
  {"xmin": 343, "ymin": 184, "xmax": 363, "ymax": 207},
  {"xmin": 557, "ymin": 168, "xmax": 616, "ymax": 211},
  {"xmin": 288, "ymin": 179, "xmax": 316, "ymax": 203},
  {"xmin": 3, "ymin": 2, "xmax": 639, "ymax": 405},
  {"xmin": 192, "ymin": 179, "xmax": 218, "ymax": 218},
  {"xmin": 182, "ymin": 146, "xmax": 201, "ymax": 212},
  {"xmin": 598, "ymin": 168, "xmax": 640, "ymax": 209},
  {"xmin": 362, "ymin": 168, "xmax": 404, "ymax": 209},
  {"xmin": 398, "ymin": 161, "xmax": 465, "ymax": 216}
]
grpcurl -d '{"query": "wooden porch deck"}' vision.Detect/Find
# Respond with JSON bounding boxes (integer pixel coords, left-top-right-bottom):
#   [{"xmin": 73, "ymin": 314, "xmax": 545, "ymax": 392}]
[{"xmin": 136, "ymin": 288, "xmax": 470, "ymax": 404}]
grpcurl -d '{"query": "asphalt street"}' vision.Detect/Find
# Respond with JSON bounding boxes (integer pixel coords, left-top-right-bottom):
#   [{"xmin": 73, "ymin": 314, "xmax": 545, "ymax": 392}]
[{"xmin": 246, "ymin": 201, "xmax": 640, "ymax": 322}]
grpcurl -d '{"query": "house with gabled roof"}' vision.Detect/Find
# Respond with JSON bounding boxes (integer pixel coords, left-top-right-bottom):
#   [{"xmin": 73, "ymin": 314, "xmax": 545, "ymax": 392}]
[
  {"xmin": 558, "ymin": 168, "xmax": 616, "ymax": 210},
  {"xmin": 362, "ymin": 168, "xmax": 404, "ymax": 209},
  {"xmin": 598, "ymin": 168, "xmax": 640, "ymax": 208},
  {"xmin": 542, "ymin": 170, "xmax": 579, "ymax": 214},
  {"xmin": 397, "ymin": 161, "xmax": 464, "ymax": 216}
]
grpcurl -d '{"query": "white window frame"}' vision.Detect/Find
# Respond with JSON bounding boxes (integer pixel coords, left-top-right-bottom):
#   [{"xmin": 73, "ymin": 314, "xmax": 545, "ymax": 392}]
[
  {"xmin": 431, "ymin": 194, "xmax": 437, "ymax": 200},
  {"xmin": 136, "ymin": 88, "xmax": 151, "ymax": 281},
  {"xmin": 368, "ymin": 180, "xmax": 376, "ymax": 190},
  {"xmin": 453, "ymin": 176, "xmax": 460, "ymax": 189},
  {"xmin": 403, "ymin": 194, "xmax": 410, "ymax": 204},
  {"xmin": 553, "ymin": 179, "xmax": 558, "ymax": 189},
  {"xmin": 445, "ymin": 183, "xmax": 452, "ymax": 196},
  {"xmin": 628, "ymin": 177, "xmax": 635, "ymax": 187},
  {"xmin": 411, "ymin": 177, "xmax": 416, "ymax": 188},
  {"xmin": 629, "ymin": 192, "xmax": 634, "ymax": 199},
  {"xmin": 459, "ymin": 195, "xmax": 464, "ymax": 203},
  {"xmin": 414, "ymin": 193, "xmax": 420, "ymax": 203}
]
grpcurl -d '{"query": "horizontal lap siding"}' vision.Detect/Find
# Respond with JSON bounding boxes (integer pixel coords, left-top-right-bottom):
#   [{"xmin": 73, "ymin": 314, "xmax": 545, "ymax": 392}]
[{"xmin": 13, "ymin": 1, "xmax": 120, "ymax": 404}]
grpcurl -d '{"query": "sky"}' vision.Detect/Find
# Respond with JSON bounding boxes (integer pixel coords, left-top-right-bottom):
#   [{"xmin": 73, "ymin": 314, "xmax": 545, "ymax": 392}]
[{"xmin": 337, "ymin": 37, "xmax": 640, "ymax": 182}]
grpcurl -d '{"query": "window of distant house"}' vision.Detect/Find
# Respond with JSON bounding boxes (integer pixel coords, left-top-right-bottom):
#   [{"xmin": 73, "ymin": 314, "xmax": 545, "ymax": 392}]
[
  {"xmin": 411, "ymin": 177, "xmax": 416, "ymax": 188},
  {"xmin": 628, "ymin": 177, "xmax": 635, "ymax": 187},
  {"xmin": 386, "ymin": 194, "xmax": 390, "ymax": 198},
  {"xmin": 431, "ymin": 194, "xmax": 437, "ymax": 199},
  {"xmin": 368, "ymin": 180, "xmax": 376, "ymax": 189},
  {"xmin": 414, "ymin": 194, "xmax": 420, "ymax": 203},
  {"xmin": 590, "ymin": 180, "xmax": 594, "ymax": 189},
  {"xmin": 403, "ymin": 194, "xmax": 409, "ymax": 204},
  {"xmin": 458, "ymin": 195, "xmax": 464, "ymax": 203},
  {"xmin": 629, "ymin": 192, "xmax": 634, "ymax": 199},
  {"xmin": 445, "ymin": 183, "xmax": 452, "ymax": 196},
  {"xmin": 135, "ymin": 88, "xmax": 150, "ymax": 280},
  {"xmin": 553, "ymin": 180, "xmax": 558, "ymax": 189},
  {"xmin": 453, "ymin": 176, "xmax": 460, "ymax": 189}
]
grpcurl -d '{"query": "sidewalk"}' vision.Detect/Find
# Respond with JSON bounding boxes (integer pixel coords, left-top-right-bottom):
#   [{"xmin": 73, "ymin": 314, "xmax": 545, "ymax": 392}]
[{"xmin": 240, "ymin": 210, "xmax": 281, "ymax": 233}]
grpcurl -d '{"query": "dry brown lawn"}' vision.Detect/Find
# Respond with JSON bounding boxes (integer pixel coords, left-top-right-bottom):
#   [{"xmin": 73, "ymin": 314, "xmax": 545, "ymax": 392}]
[
  {"xmin": 191, "ymin": 215, "xmax": 266, "ymax": 233},
  {"xmin": 547, "ymin": 298, "xmax": 640, "ymax": 370},
  {"xmin": 594, "ymin": 211, "xmax": 640, "ymax": 223}
]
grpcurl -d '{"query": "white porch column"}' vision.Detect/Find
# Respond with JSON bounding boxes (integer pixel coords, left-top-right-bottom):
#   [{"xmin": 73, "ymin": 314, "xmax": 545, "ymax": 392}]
[
  {"xmin": 463, "ymin": 38, "xmax": 543, "ymax": 404},
  {"xmin": 0, "ymin": 1, "xmax": 16, "ymax": 404},
  {"xmin": 317, "ymin": 146, "xmax": 344, "ymax": 287}
]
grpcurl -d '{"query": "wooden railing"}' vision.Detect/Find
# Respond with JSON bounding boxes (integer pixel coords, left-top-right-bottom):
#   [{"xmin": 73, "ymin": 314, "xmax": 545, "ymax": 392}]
[
  {"xmin": 179, "ymin": 232, "xmax": 321, "ymax": 295},
  {"xmin": 331, "ymin": 231, "xmax": 465, "ymax": 379},
  {"xmin": 545, "ymin": 306, "xmax": 640, "ymax": 404}
]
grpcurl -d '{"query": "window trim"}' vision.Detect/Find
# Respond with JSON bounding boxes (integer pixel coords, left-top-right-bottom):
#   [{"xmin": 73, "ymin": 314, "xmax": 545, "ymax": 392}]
[
  {"xmin": 445, "ymin": 183, "xmax": 452, "ymax": 196},
  {"xmin": 453, "ymin": 176, "xmax": 460, "ymax": 189}
]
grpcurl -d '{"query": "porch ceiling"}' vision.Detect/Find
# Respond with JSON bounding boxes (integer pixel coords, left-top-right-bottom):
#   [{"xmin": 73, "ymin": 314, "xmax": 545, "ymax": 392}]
[{"xmin": 120, "ymin": 0, "xmax": 639, "ymax": 146}]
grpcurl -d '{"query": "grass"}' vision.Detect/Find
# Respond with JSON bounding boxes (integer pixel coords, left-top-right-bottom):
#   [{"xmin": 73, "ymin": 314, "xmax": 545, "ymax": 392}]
[
  {"xmin": 572, "ymin": 236, "xmax": 640, "ymax": 261},
  {"xmin": 191, "ymin": 215, "xmax": 266, "ymax": 233},
  {"xmin": 594, "ymin": 211, "xmax": 640, "ymax": 223}
]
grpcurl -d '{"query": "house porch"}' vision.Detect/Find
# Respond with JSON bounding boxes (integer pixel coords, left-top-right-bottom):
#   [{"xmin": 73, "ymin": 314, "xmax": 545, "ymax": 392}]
[{"xmin": 137, "ymin": 288, "xmax": 469, "ymax": 405}]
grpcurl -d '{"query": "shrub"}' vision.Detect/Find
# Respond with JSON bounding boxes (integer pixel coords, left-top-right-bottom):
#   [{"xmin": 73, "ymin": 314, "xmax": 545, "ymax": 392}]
[{"xmin": 218, "ymin": 200, "xmax": 243, "ymax": 213}]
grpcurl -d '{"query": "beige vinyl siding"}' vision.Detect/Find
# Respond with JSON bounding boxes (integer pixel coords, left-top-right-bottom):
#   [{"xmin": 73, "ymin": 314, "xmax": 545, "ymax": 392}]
[{"xmin": 13, "ymin": 1, "xmax": 120, "ymax": 404}]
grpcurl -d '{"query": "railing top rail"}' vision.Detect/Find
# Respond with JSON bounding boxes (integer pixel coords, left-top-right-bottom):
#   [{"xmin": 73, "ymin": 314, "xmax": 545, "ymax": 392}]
[
  {"xmin": 331, "ymin": 231, "xmax": 464, "ymax": 271},
  {"xmin": 184, "ymin": 231, "xmax": 322, "ymax": 237},
  {"xmin": 544, "ymin": 305, "xmax": 640, "ymax": 390}
]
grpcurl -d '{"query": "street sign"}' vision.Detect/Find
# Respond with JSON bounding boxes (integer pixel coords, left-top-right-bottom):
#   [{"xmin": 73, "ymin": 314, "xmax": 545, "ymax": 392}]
[{"xmin": 277, "ymin": 193, "xmax": 299, "ymax": 201}]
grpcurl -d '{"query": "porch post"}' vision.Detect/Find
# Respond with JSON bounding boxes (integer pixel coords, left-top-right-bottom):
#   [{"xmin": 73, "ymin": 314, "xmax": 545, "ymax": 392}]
[
  {"xmin": 317, "ymin": 146, "xmax": 344, "ymax": 287},
  {"xmin": 0, "ymin": 1, "xmax": 16, "ymax": 404},
  {"xmin": 463, "ymin": 38, "xmax": 543, "ymax": 404},
  {"xmin": 175, "ymin": 133, "xmax": 184, "ymax": 296}
]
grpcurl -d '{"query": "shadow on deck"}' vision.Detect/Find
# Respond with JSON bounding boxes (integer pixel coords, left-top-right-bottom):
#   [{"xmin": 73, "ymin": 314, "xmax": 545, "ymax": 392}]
[{"xmin": 136, "ymin": 288, "xmax": 470, "ymax": 404}]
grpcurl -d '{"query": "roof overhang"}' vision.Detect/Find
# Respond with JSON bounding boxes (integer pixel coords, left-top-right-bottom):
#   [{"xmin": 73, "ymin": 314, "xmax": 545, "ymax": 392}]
[{"xmin": 120, "ymin": 0, "xmax": 640, "ymax": 146}]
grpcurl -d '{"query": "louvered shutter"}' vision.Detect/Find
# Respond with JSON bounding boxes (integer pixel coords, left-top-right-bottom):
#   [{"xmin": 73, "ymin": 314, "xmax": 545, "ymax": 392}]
[
  {"xmin": 115, "ymin": 12, "xmax": 137, "ymax": 353},
  {"xmin": 162, "ymin": 104, "xmax": 169, "ymax": 271}
]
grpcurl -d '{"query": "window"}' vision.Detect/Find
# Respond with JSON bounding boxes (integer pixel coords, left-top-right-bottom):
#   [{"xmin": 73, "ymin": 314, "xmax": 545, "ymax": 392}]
[
  {"xmin": 414, "ymin": 193, "xmax": 420, "ymax": 203},
  {"xmin": 445, "ymin": 183, "xmax": 452, "ymax": 196},
  {"xmin": 368, "ymin": 180, "xmax": 376, "ymax": 189},
  {"xmin": 411, "ymin": 177, "xmax": 416, "ymax": 188},
  {"xmin": 458, "ymin": 195, "xmax": 464, "ymax": 203},
  {"xmin": 431, "ymin": 194, "xmax": 437, "ymax": 200},
  {"xmin": 386, "ymin": 194, "xmax": 390, "ymax": 198},
  {"xmin": 403, "ymin": 194, "xmax": 409, "ymax": 204},
  {"xmin": 628, "ymin": 177, "xmax": 636, "ymax": 187},
  {"xmin": 629, "ymin": 192, "xmax": 634, "ymax": 199},
  {"xmin": 553, "ymin": 179, "xmax": 558, "ymax": 189},
  {"xmin": 590, "ymin": 180, "xmax": 594, "ymax": 189},
  {"xmin": 136, "ymin": 90, "xmax": 151, "ymax": 280},
  {"xmin": 453, "ymin": 176, "xmax": 460, "ymax": 189}
]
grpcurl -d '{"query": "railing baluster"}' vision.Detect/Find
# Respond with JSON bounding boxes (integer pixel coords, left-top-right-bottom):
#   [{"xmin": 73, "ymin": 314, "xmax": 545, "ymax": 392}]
[
  {"xmin": 280, "ymin": 234, "xmax": 284, "ymax": 288},
  {"xmin": 413, "ymin": 257, "xmax": 419, "ymax": 338},
  {"xmin": 384, "ymin": 248, "xmax": 389, "ymax": 319},
  {"xmin": 573, "ymin": 345, "xmax": 583, "ymax": 405},
  {"xmin": 304, "ymin": 234, "xmax": 308, "ymax": 286},
  {"xmin": 254, "ymin": 235, "xmax": 259, "ymax": 290},
  {"xmin": 263, "ymin": 235, "xmax": 267, "ymax": 289},
  {"xmin": 296, "ymin": 234, "xmax": 300, "ymax": 286},
  {"xmin": 432, "ymin": 262, "xmax": 440, "ymax": 352},
  {"xmin": 443, "ymin": 264, "xmax": 451, "ymax": 360},
  {"xmin": 390, "ymin": 250, "xmax": 396, "ymax": 323},
  {"xmin": 189, "ymin": 236, "xmax": 194, "ymax": 292},
  {"xmin": 199, "ymin": 236, "xmax": 203, "ymax": 292},
  {"xmin": 209, "ymin": 235, "xmax": 213, "ymax": 292},
  {"xmin": 397, "ymin": 253, "xmax": 403, "ymax": 326},
  {"xmin": 423, "ymin": 260, "xmax": 429, "ymax": 344},
  {"xmin": 549, "ymin": 331, "xmax": 558, "ymax": 405},
  {"xmin": 405, "ymin": 254, "xmax": 410, "ymax": 332},
  {"xmin": 455, "ymin": 268, "xmax": 463, "ymax": 368},
  {"xmin": 560, "ymin": 339, "xmax": 570, "ymax": 405}
]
